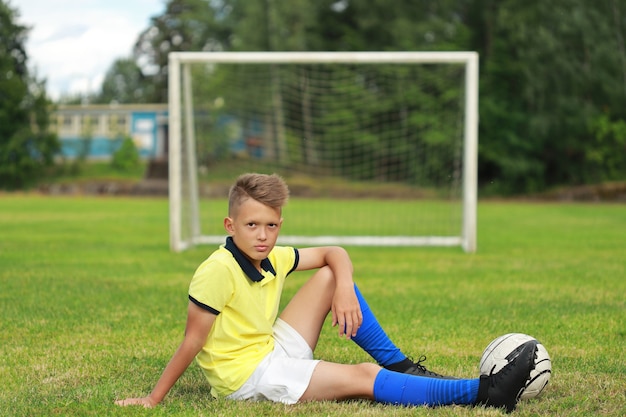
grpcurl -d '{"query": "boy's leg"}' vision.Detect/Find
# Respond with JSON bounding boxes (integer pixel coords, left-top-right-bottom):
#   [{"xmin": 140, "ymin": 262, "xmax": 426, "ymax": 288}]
[
  {"xmin": 300, "ymin": 340, "xmax": 536, "ymax": 413},
  {"xmin": 280, "ymin": 267, "xmax": 449, "ymax": 377},
  {"xmin": 282, "ymin": 268, "xmax": 537, "ymax": 412},
  {"xmin": 279, "ymin": 265, "xmax": 336, "ymax": 351},
  {"xmin": 351, "ymin": 284, "xmax": 452, "ymax": 378},
  {"xmin": 349, "ymin": 284, "xmax": 407, "ymax": 366},
  {"xmin": 300, "ymin": 361, "xmax": 479, "ymax": 406},
  {"xmin": 299, "ymin": 361, "xmax": 380, "ymax": 401},
  {"xmin": 373, "ymin": 340, "xmax": 538, "ymax": 413},
  {"xmin": 279, "ymin": 266, "xmax": 404, "ymax": 363}
]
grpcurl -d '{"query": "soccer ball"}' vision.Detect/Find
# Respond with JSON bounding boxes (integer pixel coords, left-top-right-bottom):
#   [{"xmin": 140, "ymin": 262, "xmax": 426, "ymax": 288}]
[{"xmin": 479, "ymin": 333, "xmax": 552, "ymax": 399}]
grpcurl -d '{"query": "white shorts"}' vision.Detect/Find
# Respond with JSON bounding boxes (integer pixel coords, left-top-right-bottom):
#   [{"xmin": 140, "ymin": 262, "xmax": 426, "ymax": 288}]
[{"xmin": 226, "ymin": 318, "xmax": 321, "ymax": 404}]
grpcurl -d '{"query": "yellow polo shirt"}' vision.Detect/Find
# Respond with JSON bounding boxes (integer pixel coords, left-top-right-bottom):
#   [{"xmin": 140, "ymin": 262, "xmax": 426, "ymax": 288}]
[{"xmin": 188, "ymin": 237, "xmax": 299, "ymax": 397}]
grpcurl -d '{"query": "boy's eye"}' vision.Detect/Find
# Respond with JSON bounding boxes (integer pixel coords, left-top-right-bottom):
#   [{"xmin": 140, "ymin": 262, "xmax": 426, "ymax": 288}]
[{"xmin": 245, "ymin": 222, "xmax": 278, "ymax": 228}]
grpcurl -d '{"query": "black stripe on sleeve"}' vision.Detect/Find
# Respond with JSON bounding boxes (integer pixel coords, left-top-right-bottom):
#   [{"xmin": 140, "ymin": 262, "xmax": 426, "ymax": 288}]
[
  {"xmin": 287, "ymin": 248, "xmax": 299, "ymax": 276},
  {"xmin": 189, "ymin": 295, "xmax": 220, "ymax": 315}
]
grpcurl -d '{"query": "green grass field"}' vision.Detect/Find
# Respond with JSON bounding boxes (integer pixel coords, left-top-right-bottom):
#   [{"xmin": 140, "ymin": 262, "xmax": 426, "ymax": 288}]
[{"xmin": 1, "ymin": 195, "xmax": 624, "ymax": 416}]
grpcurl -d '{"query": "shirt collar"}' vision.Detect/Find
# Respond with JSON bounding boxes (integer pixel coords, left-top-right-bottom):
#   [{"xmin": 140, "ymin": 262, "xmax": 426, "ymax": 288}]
[{"xmin": 224, "ymin": 236, "xmax": 276, "ymax": 282}]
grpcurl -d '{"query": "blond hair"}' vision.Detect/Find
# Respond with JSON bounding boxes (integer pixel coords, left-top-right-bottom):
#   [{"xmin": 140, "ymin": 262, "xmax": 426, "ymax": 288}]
[{"xmin": 228, "ymin": 173, "xmax": 289, "ymax": 216}]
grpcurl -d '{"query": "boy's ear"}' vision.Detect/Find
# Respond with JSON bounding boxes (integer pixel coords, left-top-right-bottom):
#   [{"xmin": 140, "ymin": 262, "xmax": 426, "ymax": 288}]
[{"xmin": 224, "ymin": 217, "xmax": 234, "ymax": 234}]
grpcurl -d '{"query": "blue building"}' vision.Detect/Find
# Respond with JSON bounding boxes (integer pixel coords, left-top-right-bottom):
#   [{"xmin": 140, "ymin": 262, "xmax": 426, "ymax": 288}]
[{"xmin": 51, "ymin": 104, "xmax": 169, "ymax": 160}]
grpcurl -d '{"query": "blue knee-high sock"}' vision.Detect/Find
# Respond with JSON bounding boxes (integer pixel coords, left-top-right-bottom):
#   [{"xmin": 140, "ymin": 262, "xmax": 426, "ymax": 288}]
[
  {"xmin": 351, "ymin": 284, "xmax": 407, "ymax": 367},
  {"xmin": 374, "ymin": 368, "xmax": 479, "ymax": 407}
]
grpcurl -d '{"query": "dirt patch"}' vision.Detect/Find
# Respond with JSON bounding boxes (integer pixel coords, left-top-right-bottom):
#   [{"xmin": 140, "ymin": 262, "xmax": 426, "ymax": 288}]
[
  {"xmin": 33, "ymin": 177, "xmax": 626, "ymax": 202},
  {"xmin": 531, "ymin": 182, "xmax": 626, "ymax": 202},
  {"xmin": 37, "ymin": 179, "xmax": 169, "ymax": 197}
]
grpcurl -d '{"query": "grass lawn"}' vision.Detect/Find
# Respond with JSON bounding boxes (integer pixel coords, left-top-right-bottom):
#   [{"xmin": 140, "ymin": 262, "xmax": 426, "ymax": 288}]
[{"xmin": 0, "ymin": 195, "xmax": 624, "ymax": 416}]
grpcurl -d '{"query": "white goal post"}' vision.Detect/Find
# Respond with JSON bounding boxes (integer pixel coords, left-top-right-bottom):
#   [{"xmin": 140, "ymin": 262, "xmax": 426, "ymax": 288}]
[{"xmin": 168, "ymin": 51, "xmax": 478, "ymax": 253}]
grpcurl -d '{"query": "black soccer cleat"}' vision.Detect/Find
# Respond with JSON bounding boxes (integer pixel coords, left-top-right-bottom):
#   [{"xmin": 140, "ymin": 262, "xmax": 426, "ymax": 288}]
[
  {"xmin": 387, "ymin": 355, "xmax": 458, "ymax": 379},
  {"xmin": 475, "ymin": 340, "xmax": 537, "ymax": 413}
]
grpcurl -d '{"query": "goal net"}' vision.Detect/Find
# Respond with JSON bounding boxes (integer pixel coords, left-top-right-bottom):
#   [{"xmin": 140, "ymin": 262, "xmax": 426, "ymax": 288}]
[{"xmin": 168, "ymin": 52, "xmax": 478, "ymax": 252}]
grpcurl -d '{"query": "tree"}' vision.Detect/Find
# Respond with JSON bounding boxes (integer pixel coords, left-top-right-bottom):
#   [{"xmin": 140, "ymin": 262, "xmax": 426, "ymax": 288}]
[
  {"xmin": 0, "ymin": 1, "xmax": 59, "ymax": 190},
  {"xmin": 133, "ymin": 0, "xmax": 234, "ymax": 103},
  {"xmin": 471, "ymin": 0, "xmax": 626, "ymax": 193},
  {"xmin": 100, "ymin": 0, "xmax": 625, "ymax": 193},
  {"xmin": 94, "ymin": 58, "xmax": 154, "ymax": 104}
]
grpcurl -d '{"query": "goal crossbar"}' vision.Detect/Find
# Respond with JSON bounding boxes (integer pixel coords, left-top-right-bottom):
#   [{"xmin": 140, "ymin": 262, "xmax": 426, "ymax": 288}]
[{"xmin": 168, "ymin": 51, "xmax": 478, "ymax": 253}]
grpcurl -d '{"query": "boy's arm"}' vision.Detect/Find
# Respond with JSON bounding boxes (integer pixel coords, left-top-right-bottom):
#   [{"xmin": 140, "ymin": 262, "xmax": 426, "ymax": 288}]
[
  {"xmin": 296, "ymin": 246, "xmax": 362, "ymax": 338},
  {"xmin": 115, "ymin": 301, "xmax": 215, "ymax": 408}
]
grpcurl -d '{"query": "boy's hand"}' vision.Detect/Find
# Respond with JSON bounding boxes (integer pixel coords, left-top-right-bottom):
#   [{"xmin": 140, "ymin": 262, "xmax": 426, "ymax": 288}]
[
  {"xmin": 331, "ymin": 285, "xmax": 363, "ymax": 339},
  {"xmin": 115, "ymin": 397, "xmax": 157, "ymax": 408}
]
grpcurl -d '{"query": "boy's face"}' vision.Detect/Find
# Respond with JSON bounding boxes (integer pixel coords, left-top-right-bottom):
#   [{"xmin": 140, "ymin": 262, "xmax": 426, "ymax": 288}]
[{"xmin": 224, "ymin": 197, "xmax": 283, "ymax": 267}]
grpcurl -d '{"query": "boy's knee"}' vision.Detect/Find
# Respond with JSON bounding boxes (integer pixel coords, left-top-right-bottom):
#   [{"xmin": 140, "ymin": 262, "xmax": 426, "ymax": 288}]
[
  {"xmin": 318, "ymin": 265, "xmax": 334, "ymax": 278},
  {"xmin": 355, "ymin": 362, "xmax": 382, "ymax": 379},
  {"xmin": 313, "ymin": 265, "xmax": 336, "ymax": 287}
]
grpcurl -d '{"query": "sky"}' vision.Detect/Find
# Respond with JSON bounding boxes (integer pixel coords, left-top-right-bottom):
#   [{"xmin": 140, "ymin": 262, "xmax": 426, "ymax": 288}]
[{"xmin": 14, "ymin": 0, "xmax": 166, "ymax": 100}]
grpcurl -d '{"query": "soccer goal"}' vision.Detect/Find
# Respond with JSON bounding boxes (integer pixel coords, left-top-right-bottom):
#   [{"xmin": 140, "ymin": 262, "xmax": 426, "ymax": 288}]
[{"xmin": 168, "ymin": 51, "xmax": 478, "ymax": 253}]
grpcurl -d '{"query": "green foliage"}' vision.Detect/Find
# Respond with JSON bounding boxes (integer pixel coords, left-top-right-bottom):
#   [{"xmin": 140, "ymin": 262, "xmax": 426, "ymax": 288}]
[
  {"xmin": 111, "ymin": 137, "xmax": 141, "ymax": 171},
  {"xmin": 137, "ymin": 0, "xmax": 625, "ymax": 194},
  {"xmin": 132, "ymin": 0, "xmax": 233, "ymax": 103},
  {"xmin": 191, "ymin": 61, "xmax": 466, "ymax": 185},
  {"xmin": 587, "ymin": 114, "xmax": 626, "ymax": 182},
  {"xmin": 0, "ymin": 1, "xmax": 60, "ymax": 190},
  {"xmin": 94, "ymin": 58, "xmax": 155, "ymax": 104},
  {"xmin": 5, "ymin": 0, "xmax": 623, "ymax": 193},
  {"xmin": 1, "ymin": 196, "xmax": 625, "ymax": 416},
  {"xmin": 474, "ymin": 0, "xmax": 626, "ymax": 193}
]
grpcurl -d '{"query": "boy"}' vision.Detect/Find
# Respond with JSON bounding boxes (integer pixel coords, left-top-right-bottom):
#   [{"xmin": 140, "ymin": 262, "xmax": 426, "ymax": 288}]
[{"xmin": 116, "ymin": 173, "xmax": 536, "ymax": 413}]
